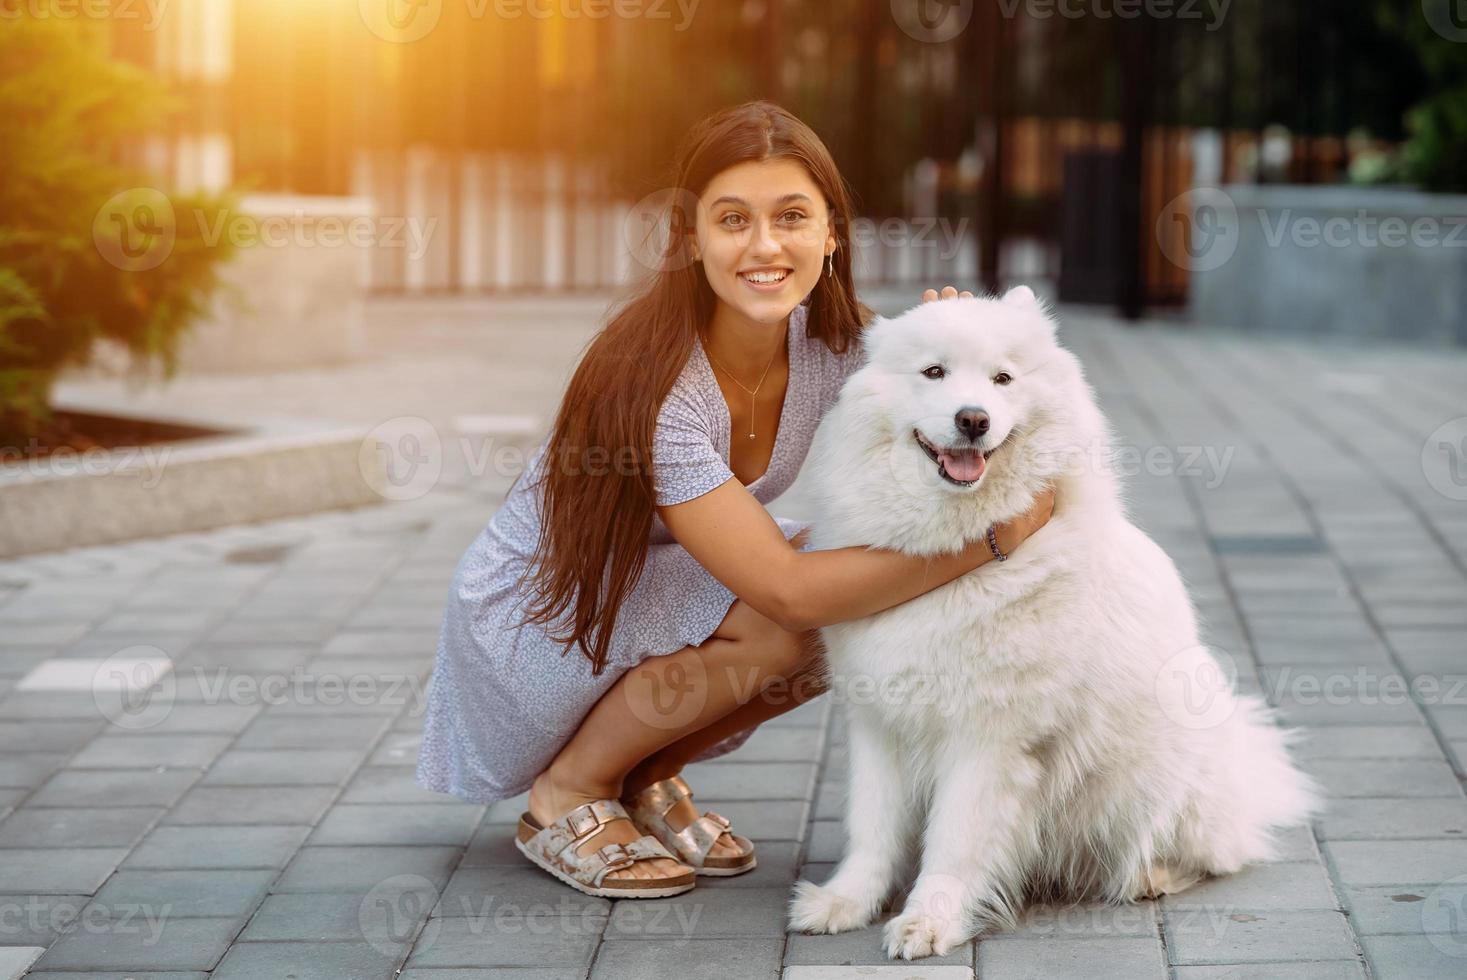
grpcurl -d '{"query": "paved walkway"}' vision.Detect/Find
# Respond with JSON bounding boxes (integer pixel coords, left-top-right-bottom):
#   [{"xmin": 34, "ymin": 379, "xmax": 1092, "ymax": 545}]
[{"xmin": 1, "ymin": 294, "xmax": 1465, "ymax": 979}]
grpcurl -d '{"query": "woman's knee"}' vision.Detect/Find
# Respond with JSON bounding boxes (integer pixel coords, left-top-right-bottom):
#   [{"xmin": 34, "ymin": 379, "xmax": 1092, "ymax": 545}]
[{"xmin": 713, "ymin": 600, "xmax": 823, "ymax": 674}]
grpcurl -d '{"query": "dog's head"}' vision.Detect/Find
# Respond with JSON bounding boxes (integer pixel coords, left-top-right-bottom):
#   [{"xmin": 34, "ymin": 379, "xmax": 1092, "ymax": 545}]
[{"xmin": 812, "ymin": 287, "xmax": 1109, "ymax": 547}]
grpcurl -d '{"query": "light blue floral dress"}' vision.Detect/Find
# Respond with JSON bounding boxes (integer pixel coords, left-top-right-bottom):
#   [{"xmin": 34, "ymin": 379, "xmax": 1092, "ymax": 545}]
[{"xmin": 417, "ymin": 301, "xmax": 864, "ymax": 803}]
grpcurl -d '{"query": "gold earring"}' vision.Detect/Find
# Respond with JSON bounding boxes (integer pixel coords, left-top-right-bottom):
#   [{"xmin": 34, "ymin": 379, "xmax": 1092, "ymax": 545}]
[{"xmin": 826, "ymin": 251, "xmax": 834, "ymax": 278}]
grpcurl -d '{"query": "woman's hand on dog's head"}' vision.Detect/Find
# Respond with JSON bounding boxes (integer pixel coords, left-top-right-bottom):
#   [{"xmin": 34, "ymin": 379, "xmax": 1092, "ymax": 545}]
[{"xmin": 922, "ymin": 285, "xmax": 974, "ymax": 302}]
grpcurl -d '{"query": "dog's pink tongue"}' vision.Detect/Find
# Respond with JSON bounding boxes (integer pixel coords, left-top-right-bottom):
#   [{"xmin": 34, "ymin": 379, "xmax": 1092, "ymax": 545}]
[{"xmin": 939, "ymin": 449, "xmax": 986, "ymax": 482}]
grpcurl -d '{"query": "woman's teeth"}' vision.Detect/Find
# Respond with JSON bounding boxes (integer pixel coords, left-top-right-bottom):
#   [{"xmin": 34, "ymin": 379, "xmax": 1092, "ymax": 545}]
[{"xmin": 741, "ymin": 270, "xmax": 788, "ymax": 284}]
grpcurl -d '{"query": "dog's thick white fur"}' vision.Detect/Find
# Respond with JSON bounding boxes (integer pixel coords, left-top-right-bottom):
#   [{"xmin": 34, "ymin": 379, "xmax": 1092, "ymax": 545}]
[{"xmin": 787, "ymin": 288, "xmax": 1321, "ymax": 960}]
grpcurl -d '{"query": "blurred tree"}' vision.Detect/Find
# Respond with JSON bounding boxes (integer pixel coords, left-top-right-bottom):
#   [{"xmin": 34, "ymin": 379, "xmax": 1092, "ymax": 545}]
[
  {"xmin": 0, "ymin": 17, "xmax": 236, "ymax": 445},
  {"xmin": 1378, "ymin": 0, "xmax": 1467, "ymax": 192}
]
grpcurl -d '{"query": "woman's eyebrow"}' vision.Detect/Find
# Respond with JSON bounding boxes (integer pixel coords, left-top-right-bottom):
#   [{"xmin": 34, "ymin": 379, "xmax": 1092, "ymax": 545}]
[{"xmin": 709, "ymin": 192, "xmax": 814, "ymax": 209}]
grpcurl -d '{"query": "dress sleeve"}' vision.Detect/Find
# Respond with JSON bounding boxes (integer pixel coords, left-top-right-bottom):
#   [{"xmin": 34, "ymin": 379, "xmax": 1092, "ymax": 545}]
[{"xmin": 652, "ymin": 385, "xmax": 734, "ymax": 506}]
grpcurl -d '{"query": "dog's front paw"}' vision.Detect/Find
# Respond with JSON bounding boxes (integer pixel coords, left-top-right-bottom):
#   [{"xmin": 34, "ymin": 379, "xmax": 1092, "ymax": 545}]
[
  {"xmin": 882, "ymin": 906, "xmax": 970, "ymax": 960},
  {"xmin": 787, "ymin": 879, "xmax": 876, "ymax": 934}
]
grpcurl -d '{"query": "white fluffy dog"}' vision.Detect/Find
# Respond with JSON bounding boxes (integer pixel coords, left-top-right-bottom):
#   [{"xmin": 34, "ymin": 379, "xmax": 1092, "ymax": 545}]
[{"xmin": 787, "ymin": 288, "xmax": 1321, "ymax": 960}]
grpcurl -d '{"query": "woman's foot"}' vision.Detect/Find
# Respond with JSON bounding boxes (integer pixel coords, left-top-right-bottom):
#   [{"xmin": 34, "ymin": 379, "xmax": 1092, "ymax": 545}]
[
  {"xmin": 621, "ymin": 768, "xmax": 754, "ymax": 868},
  {"xmin": 527, "ymin": 768, "xmax": 688, "ymax": 882}
]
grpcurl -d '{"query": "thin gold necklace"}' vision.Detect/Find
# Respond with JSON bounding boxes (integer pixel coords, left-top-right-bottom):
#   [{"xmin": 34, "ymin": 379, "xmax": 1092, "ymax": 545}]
[{"xmin": 700, "ymin": 329, "xmax": 785, "ymax": 440}]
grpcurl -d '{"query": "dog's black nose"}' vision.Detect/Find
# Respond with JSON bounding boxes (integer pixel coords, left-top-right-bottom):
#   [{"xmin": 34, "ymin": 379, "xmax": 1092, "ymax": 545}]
[{"xmin": 954, "ymin": 407, "xmax": 990, "ymax": 441}]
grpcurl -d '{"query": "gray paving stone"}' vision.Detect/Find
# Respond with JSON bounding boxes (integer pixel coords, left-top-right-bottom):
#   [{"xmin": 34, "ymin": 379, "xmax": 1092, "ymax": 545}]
[
  {"xmin": 0, "ymin": 806, "xmax": 162, "ymax": 848},
  {"xmin": 1315, "ymin": 798, "xmax": 1467, "ymax": 840},
  {"xmin": 1325, "ymin": 840, "xmax": 1467, "ymax": 886},
  {"xmin": 0, "ymin": 894, "xmax": 86, "ymax": 946},
  {"xmin": 0, "ymin": 947, "xmax": 43, "ymax": 979},
  {"xmin": 1306, "ymin": 759, "xmax": 1462, "ymax": 798},
  {"xmin": 33, "ymin": 915, "xmax": 239, "ymax": 972},
  {"xmin": 1341, "ymin": 881, "xmax": 1467, "ymax": 935},
  {"xmin": 234, "ymin": 713, "xmax": 392, "ymax": 749},
  {"xmin": 272, "ymin": 845, "xmax": 462, "ymax": 894},
  {"xmin": 0, "ymin": 752, "xmax": 71, "ymax": 789},
  {"xmin": 200, "ymin": 748, "xmax": 364, "ymax": 786},
  {"xmin": 709, "ymin": 725, "xmax": 824, "ymax": 760},
  {"xmin": 606, "ymin": 886, "xmax": 787, "ymax": 940},
  {"xmin": 210, "ymin": 940, "xmax": 406, "ymax": 980},
  {"xmin": 977, "ymin": 937, "xmax": 1165, "ymax": 979},
  {"xmin": 406, "ymin": 914, "xmax": 601, "ymax": 970},
  {"xmin": 434, "ymin": 866, "xmax": 608, "ymax": 918},
  {"xmin": 590, "ymin": 937, "xmax": 781, "ymax": 980},
  {"xmin": 784, "ymin": 927, "xmax": 971, "ymax": 967},
  {"xmin": 1294, "ymin": 725, "xmax": 1444, "ymax": 760},
  {"xmin": 398, "ymin": 972, "xmax": 584, "ymax": 980},
  {"xmin": 237, "ymin": 891, "xmax": 424, "ymax": 942},
  {"xmin": 1359, "ymin": 933, "xmax": 1467, "ymax": 980},
  {"xmin": 164, "ymin": 785, "xmax": 338, "ymax": 826},
  {"xmin": 0, "ymin": 848, "xmax": 129, "ymax": 895},
  {"xmin": 783, "ymin": 968, "xmax": 973, "ymax": 979},
  {"xmin": 1164, "ymin": 909, "xmax": 1355, "ymax": 964},
  {"xmin": 982, "ymin": 902, "xmax": 1158, "ymax": 940},
  {"xmin": 89, "ymin": 870, "xmax": 275, "ymax": 919},
  {"xmin": 104, "ymin": 704, "xmax": 261, "ymax": 735},
  {"xmin": 68, "ymin": 734, "xmax": 233, "ymax": 770},
  {"xmin": 680, "ymin": 762, "xmax": 817, "ymax": 800},
  {"xmin": 1171, "ymin": 963, "xmax": 1366, "ymax": 979},
  {"xmin": 124, "ymin": 825, "xmax": 310, "ymax": 870},
  {"xmin": 1162, "ymin": 862, "xmax": 1338, "ymax": 911},
  {"xmin": 307, "ymin": 803, "xmax": 483, "ymax": 846},
  {"xmin": 339, "ymin": 765, "xmax": 454, "ymax": 803},
  {"xmin": 0, "ymin": 720, "xmax": 102, "ymax": 752}
]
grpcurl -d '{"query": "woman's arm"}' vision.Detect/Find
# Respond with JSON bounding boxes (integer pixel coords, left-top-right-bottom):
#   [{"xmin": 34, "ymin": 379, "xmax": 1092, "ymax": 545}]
[{"xmin": 657, "ymin": 480, "xmax": 1055, "ymax": 633}]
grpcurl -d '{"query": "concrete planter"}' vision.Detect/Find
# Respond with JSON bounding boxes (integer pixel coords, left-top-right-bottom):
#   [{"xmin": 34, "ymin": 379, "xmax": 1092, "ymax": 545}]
[
  {"xmin": 0, "ymin": 401, "xmax": 386, "ymax": 559},
  {"xmin": 1187, "ymin": 185, "xmax": 1467, "ymax": 345}
]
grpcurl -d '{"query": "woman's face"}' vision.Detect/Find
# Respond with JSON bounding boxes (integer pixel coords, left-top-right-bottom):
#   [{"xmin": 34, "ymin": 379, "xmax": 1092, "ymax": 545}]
[{"xmin": 690, "ymin": 157, "xmax": 837, "ymax": 326}]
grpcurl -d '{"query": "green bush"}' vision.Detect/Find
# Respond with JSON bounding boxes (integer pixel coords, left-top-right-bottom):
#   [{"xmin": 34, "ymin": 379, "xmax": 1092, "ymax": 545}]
[{"xmin": 0, "ymin": 17, "xmax": 237, "ymax": 446}]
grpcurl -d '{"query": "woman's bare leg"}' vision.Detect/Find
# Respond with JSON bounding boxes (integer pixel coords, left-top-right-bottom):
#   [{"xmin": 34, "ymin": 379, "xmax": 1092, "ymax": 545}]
[{"xmin": 527, "ymin": 600, "xmax": 821, "ymax": 880}]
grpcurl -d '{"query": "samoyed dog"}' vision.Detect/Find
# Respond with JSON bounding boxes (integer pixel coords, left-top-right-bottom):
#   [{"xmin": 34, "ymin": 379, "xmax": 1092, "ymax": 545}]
[{"xmin": 787, "ymin": 288, "xmax": 1320, "ymax": 960}]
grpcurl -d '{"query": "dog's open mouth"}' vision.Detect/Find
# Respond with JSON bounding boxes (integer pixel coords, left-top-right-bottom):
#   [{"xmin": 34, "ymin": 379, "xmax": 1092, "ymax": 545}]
[{"xmin": 914, "ymin": 429, "xmax": 1005, "ymax": 486}]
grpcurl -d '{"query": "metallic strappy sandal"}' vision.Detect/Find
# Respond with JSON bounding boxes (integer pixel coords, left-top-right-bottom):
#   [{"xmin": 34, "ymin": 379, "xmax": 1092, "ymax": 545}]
[
  {"xmin": 516, "ymin": 798, "xmax": 696, "ymax": 899},
  {"xmin": 622, "ymin": 774, "xmax": 757, "ymax": 877}
]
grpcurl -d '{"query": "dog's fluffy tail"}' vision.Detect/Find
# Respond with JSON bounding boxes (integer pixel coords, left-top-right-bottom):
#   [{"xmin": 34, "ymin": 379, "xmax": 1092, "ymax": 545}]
[{"xmin": 1185, "ymin": 693, "xmax": 1324, "ymax": 872}]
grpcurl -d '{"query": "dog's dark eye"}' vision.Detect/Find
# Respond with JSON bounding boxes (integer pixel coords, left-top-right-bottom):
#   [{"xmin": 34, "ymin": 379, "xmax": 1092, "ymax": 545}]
[
  {"xmin": 922, "ymin": 365, "xmax": 945, "ymax": 380},
  {"xmin": 993, "ymin": 372, "xmax": 1013, "ymax": 386}
]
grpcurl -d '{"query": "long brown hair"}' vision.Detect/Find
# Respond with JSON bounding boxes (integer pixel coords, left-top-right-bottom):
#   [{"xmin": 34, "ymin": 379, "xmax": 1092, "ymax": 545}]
[{"xmin": 512, "ymin": 100, "xmax": 872, "ymax": 675}]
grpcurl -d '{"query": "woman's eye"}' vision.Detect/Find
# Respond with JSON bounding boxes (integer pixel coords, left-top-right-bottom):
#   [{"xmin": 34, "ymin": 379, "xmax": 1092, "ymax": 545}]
[
  {"xmin": 993, "ymin": 372, "xmax": 1013, "ymax": 385},
  {"xmin": 780, "ymin": 210, "xmax": 807, "ymax": 223},
  {"xmin": 922, "ymin": 365, "xmax": 945, "ymax": 380},
  {"xmin": 720, "ymin": 213, "xmax": 746, "ymax": 228}
]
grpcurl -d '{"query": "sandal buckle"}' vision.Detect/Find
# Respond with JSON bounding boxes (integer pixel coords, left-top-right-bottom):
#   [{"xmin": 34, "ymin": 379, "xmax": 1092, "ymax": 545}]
[
  {"xmin": 566, "ymin": 805, "xmax": 601, "ymax": 838},
  {"xmin": 596, "ymin": 843, "xmax": 634, "ymax": 872}
]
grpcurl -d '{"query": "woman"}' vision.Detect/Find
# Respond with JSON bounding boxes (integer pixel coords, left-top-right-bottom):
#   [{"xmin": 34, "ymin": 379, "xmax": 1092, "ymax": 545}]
[{"xmin": 417, "ymin": 101, "xmax": 1056, "ymax": 898}]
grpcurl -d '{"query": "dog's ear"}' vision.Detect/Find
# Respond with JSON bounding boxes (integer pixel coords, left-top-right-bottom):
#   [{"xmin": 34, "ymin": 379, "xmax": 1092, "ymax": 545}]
[{"xmin": 1002, "ymin": 285, "xmax": 1038, "ymax": 307}]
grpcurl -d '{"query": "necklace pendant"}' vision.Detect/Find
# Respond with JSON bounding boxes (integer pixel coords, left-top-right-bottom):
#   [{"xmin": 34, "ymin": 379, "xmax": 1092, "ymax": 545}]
[{"xmin": 748, "ymin": 432, "xmax": 756, "ymax": 440}]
